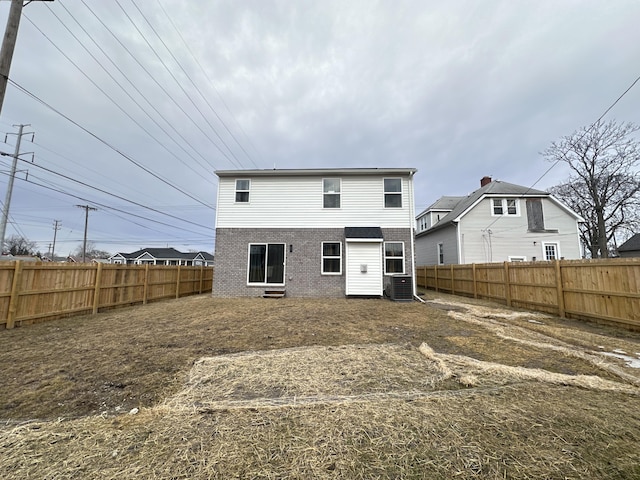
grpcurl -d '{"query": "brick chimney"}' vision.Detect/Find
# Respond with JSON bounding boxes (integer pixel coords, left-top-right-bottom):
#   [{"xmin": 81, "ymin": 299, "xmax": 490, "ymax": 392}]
[{"xmin": 480, "ymin": 176, "xmax": 492, "ymax": 187}]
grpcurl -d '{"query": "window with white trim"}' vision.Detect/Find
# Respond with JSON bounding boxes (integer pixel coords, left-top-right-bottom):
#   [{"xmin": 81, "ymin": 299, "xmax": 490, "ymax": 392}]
[
  {"xmin": 384, "ymin": 178, "xmax": 402, "ymax": 208},
  {"xmin": 321, "ymin": 242, "xmax": 342, "ymax": 274},
  {"xmin": 491, "ymin": 198, "xmax": 519, "ymax": 216},
  {"xmin": 235, "ymin": 179, "xmax": 250, "ymax": 203},
  {"xmin": 323, "ymin": 178, "xmax": 341, "ymax": 208},
  {"xmin": 247, "ymin": 243, "xmax": 285, "ymax": 284},
  {"xmin": 384, "ymin": 242, "xmax": 404, "ymax": 274},
  {"xmin": 437, "ymin": 243, "xmax": 444, "ymax": 265},
  {"xmin": 543, "ymin": 243, "xmax": 558, "ymax": 261}
]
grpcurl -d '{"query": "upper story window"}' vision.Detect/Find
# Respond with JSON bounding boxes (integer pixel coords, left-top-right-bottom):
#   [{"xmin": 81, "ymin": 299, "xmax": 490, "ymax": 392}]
[
  {"xmin": 384, "ymin": 178, "xmax": 402, "ymax": 208},
  {"xmin": 492, "ymin": 198, "xmax": 518, "ymax": 216},
  {"xmin": 235, "ymin": 179, "xmax": 250, "ymax": 203},
  {"xmin": 323, "ymin": 178, "xmax": 341, "ymax": 208},
  {"xmin": 437, "ymin": 243, "xmax": 444, "ymax": 265}
]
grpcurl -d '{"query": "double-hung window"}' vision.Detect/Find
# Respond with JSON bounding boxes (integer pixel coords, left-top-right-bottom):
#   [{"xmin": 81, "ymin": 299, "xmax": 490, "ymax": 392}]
[
  {"xmin": 321, "ymin": 242, "xmax": 342, "ymax": 274},
  {"xmin": 235, "ymin": 179, "xmax": 250, "ymax": 203},
  {"xmin": 384, "ymin": 242, "xmax": 404, "ymax": 274},
  {"xmin": 384, "ymin": 178, "xmax": 402, "ymax": 208},
  {"xmin": 247, "ymin": 243, "xmax": 285, "ymax": 284},
  {"xmin": 323, "ymin": 178, "xmax": 341, "ymax": 208},
  {"xmin": 492, "ymin": 198, "xmax": 518, "ymax": 216}
]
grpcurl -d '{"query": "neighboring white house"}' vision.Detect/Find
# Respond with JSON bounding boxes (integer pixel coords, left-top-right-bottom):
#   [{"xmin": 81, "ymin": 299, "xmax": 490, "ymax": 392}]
[
  {"xmin": 213, "ymin": 168, "xmax": 417, "ymax": 297},
  {"xmin": 415, "ymin": 176, "xmax": 583, "ymax": 265},
  {"xmin": 108, "ymin": 248, "xmax": 214, "ymax": 266}
]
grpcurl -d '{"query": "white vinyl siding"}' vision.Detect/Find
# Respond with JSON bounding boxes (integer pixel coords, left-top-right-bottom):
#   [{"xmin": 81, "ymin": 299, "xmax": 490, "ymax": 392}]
[
  {"xmin": 216, "ymin": 175, "xmax": 414, "ymax": 229},
  {"xmin": 414, "ymin": 225, "xmax": 458, "ymax": 266}
]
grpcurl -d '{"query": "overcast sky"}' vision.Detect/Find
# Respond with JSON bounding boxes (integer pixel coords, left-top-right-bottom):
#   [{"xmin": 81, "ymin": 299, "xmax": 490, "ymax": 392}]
[{"xmin": 0, "ymin": 0, "xmax": 638, "ymax": 257}]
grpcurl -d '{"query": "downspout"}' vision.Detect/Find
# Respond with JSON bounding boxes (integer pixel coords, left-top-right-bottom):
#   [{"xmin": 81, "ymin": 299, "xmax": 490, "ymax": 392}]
[{"xmin": 408, "ymin": 171, "xmax": 423, "ymax": 302}]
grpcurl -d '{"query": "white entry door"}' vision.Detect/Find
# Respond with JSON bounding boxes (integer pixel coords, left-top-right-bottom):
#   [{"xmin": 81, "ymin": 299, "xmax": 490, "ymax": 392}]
[{"xmin": 345, "ymin": 242, "xmax": 383, "ymax": 296}]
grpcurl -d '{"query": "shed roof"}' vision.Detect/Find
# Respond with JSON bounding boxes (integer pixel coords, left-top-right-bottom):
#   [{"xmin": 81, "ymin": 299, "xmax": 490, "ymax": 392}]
[{"xmin": 344, "ymin": 227, "xmax": 384, "ymax": 239}]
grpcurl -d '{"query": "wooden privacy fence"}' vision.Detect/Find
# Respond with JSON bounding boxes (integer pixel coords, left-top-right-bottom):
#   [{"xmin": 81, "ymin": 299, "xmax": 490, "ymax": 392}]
[
  {"xmin": 0, "ymin": 262, "xmax": 214, "ymax": 329},
  {"xmin": 416, "ymin": 258, "xmax": 640, "ymax": 330}
]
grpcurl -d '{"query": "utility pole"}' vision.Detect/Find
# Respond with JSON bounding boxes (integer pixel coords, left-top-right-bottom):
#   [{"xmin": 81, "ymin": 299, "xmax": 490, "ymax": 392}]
[
  {"xmin": 76, "ymin": 204, "xmax": 96, "ymax": 262},
  {"xmin": 51, "ymin": 219, "xmax": 61, "ymax": 260},
  {"xmin": 0, "ymin": 123, "xmax": 32, "ymax": 253},
  {"xmin": 0, "ymin": 0, "xmax": 55, "ymax": 116}
]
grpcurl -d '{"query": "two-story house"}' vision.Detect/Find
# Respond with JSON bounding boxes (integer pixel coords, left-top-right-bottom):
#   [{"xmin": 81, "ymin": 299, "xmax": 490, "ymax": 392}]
[
  {"xmin": 415, "ymin": 176, "xmax": 583, "ymax": 265},
  {"xmin": 213, "ymin": 168, "xmax": 417, "ymax": 297}
]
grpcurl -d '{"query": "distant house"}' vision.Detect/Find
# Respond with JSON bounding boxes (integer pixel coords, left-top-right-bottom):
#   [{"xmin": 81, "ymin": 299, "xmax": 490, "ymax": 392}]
[
  {"xmin": 617, "ymin": 234, "xmax": 640, "ymax": 258},
  {"xmin": 108, "ymin": 248, "xmax": 214, "ymax": 266},
  {"xmin": 213, "ymin": 168, "xmax": 417, "ymax": 297},
  {"xmin": 415, "ymin": 176, "xmax": 583, "ymax": 265}
]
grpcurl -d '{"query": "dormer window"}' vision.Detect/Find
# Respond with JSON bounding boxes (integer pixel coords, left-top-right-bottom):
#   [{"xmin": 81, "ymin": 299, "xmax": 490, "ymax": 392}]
[
  {"xmin": 323, "ymin": 178, "xmax": 341, "ymax": 208},
  {"xmin": 235, "ymin": 179, "xmax": 250, "ymax": 203},
  {"xmin": 384, "ymin": 178, "xmax": 402, "ymax": 208}
]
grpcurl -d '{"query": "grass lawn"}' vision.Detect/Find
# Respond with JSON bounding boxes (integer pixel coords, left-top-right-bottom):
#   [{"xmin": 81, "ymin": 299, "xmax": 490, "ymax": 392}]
[{"xmin": 1, "ymin": 291, "xmax": 639, "ymax": 479}]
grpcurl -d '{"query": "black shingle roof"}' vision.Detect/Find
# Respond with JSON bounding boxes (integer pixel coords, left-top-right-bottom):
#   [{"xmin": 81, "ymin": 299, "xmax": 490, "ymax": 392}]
[{"xmin": 344, "ymin": 227, "xmax": 384, "ymax": 239}]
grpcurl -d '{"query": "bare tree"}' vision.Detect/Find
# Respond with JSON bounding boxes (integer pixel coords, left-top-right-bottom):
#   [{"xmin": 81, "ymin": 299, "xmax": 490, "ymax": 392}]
[
  {"xmin": 72, "ymin": 241, "xmax": 111, "ymax": 260},
  {"xmin": 544, "ymin": 120, "xmax": 640, "ymax": 258},
  {"xmin": 4, "ymin": 234, "xmax": 37, "ymax": 256}
]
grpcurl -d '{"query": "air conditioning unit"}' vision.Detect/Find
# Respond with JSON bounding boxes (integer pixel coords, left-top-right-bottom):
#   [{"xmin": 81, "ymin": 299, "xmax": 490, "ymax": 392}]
[{"xmin": 388, "ymin": 275, "xmax": 413, "ymax": 302}]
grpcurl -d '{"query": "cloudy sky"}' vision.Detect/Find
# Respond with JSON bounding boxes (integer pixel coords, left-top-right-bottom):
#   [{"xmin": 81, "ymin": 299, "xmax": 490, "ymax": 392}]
[{"xmin": 0, "ymin": 0, "xmax": 638, "ymax": 257}]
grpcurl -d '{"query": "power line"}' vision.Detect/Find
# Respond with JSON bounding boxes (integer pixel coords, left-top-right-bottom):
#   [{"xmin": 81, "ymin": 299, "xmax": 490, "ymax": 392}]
[
  {"xmin": 49, "ymin": 1, "xmax": 219, "ymax": 181},
  {"xmin": 132, "ymin": 0, "xmax": 260, "ymax": 168},
  {"xmin": 8, "ymin": 77, "xmax": 215, "ymax": 209}
]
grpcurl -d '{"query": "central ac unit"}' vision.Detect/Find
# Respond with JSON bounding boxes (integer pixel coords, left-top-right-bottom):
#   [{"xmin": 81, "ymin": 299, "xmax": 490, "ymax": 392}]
[{"xmin": 387, "ymin": 275, "xmax": 413, "ymax": 302}]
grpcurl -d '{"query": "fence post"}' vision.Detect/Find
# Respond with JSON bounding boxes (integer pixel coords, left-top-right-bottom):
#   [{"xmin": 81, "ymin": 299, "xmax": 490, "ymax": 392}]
[
  {"xmin": 472, "ymin": 263, "xmax": 478, "ymax": 299},
  {"xmin": 504, "ymin": 261, "xmax": 511, "ymax": 307},
  {"xmin": 434, "ymin": 266, "xmax": 439, "ymax": 292},
  {"xmin": 199, "ymin": 265, "xmax": 204, "ymax": 294},
  {"xmin": 92, "ymin": 262, "xmax": 103, "ymax": 314},
  {"xmin": 176, "ymin": 265, "xmax": 181, "ymax": 299},
  {"xmin": 450, "ymin": 264, "xmax": 455, "ymax": 295},
  {"xmin": 143, "ymin": 264, "xmax": 150, "ymax": 305},
  {"xmin": 6, "ymin": 261, "xmax": 23, "ymax": 329},
  {"xmin": 423, "ymin": 266, "xmax": 427, "ymax": 290},
  {"xmin": 555, "ymin": 260, "xmax": 566, "ymax": 318}
]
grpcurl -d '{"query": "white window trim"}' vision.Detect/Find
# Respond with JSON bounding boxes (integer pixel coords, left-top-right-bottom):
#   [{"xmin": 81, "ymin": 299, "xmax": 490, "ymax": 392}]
[
  {"xmin": 246, "ymin": 243, "xmax": 286, "ymax": 286},
  {"xmin": 322, "ymin": 178, "xmax": 342, "ymax": 209},
  {"xmin": 321, "ymin": 241, "xmax": 342, "ymax": 275},
  {"xmin": 508, "ymin": 256, "xmax": 527, "ymax": 262},
  {"xmin": 490, "ymin": 198, "xmax": 520, "ymax": 216},
  {"xmin": 437, "ymin": 242, "xmax": 444, "ymax": 265},
  {"xmin": 383, "ymin": 177, "xmax": 403, "ymax": 208},
  {"xmin": 542, "ymin": 242, "xmax": 560, "ymax": 261},
  {"xmin": 235, "ymin": 179, "xmax": 250, "ymax": 203},
  {"xmin": 383, "ymin": 241, "xmax": 405, "ymax": 275}
]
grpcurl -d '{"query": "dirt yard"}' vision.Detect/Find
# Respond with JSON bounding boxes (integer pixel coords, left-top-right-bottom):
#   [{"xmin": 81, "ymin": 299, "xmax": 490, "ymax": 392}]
[{"xmin": 1, "ymin": 291, "xmax": 639, "ymax": 479}]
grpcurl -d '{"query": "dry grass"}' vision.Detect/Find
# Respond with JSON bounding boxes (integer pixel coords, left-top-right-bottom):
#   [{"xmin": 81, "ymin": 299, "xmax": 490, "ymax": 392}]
[{"xmin": 1, "ymin": 292, "xmax": 640, "ymax": 478}]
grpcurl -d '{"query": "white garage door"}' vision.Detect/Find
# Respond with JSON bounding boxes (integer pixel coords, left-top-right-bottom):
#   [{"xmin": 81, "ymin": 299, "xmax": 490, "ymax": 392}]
[{"xmin": 345, "ymin": 242, "xmax": 383, "ymax": 296}]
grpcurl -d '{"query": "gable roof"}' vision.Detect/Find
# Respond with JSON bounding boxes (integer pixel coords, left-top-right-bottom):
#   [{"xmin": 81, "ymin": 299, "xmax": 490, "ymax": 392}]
[
  {"xmin": 109, "ymin": 248, "xmax": 214, "ymax": 261},
  {"xmin": 417, "ymin": 196, "xmax": 465, "ymax": 217},
  {"xmin": 618, "ymin": 233, "xmax": 640, "ymax": 252},
  {"xmin": 416, "ymin": 180, "xmax": 555, "ymax": 237}
]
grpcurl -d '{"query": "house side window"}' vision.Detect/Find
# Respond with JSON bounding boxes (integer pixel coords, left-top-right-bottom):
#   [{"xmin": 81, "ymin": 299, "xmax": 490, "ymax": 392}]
[
  {"xmin": 323, "ymin": 178, "xmax": 341, "ymax": 208},
  {"xmin": 543, "ymin": 243, "xmax": 559, "ymax": 261},
  {"xmin": 321, "ymin": 242, "xmax": 342, "ymax": 274},
  {"xmin": 247, "ymin": 243, "xmax": 285, "ymax": 284},
  {"xmin": 492, "ymin": 198, "xmax": 518, "ymax": 216},
  {"xmin": 526, "ymin": 199, "xmax": 545, "ymax": 231},
  {"xmin": 384, "ymin": 242, "xmax": 404, "ymax": 274},
  {"xmin": 384, "ymin": 178, "xmax": 402, "ymax": 208},
  {"xmin": 437, "ymin": 243, "xmax": 444, "ymax": 265},
  {"xmin": 235, "ymin": 179, "xmax": 250, "ymax": 203}
]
